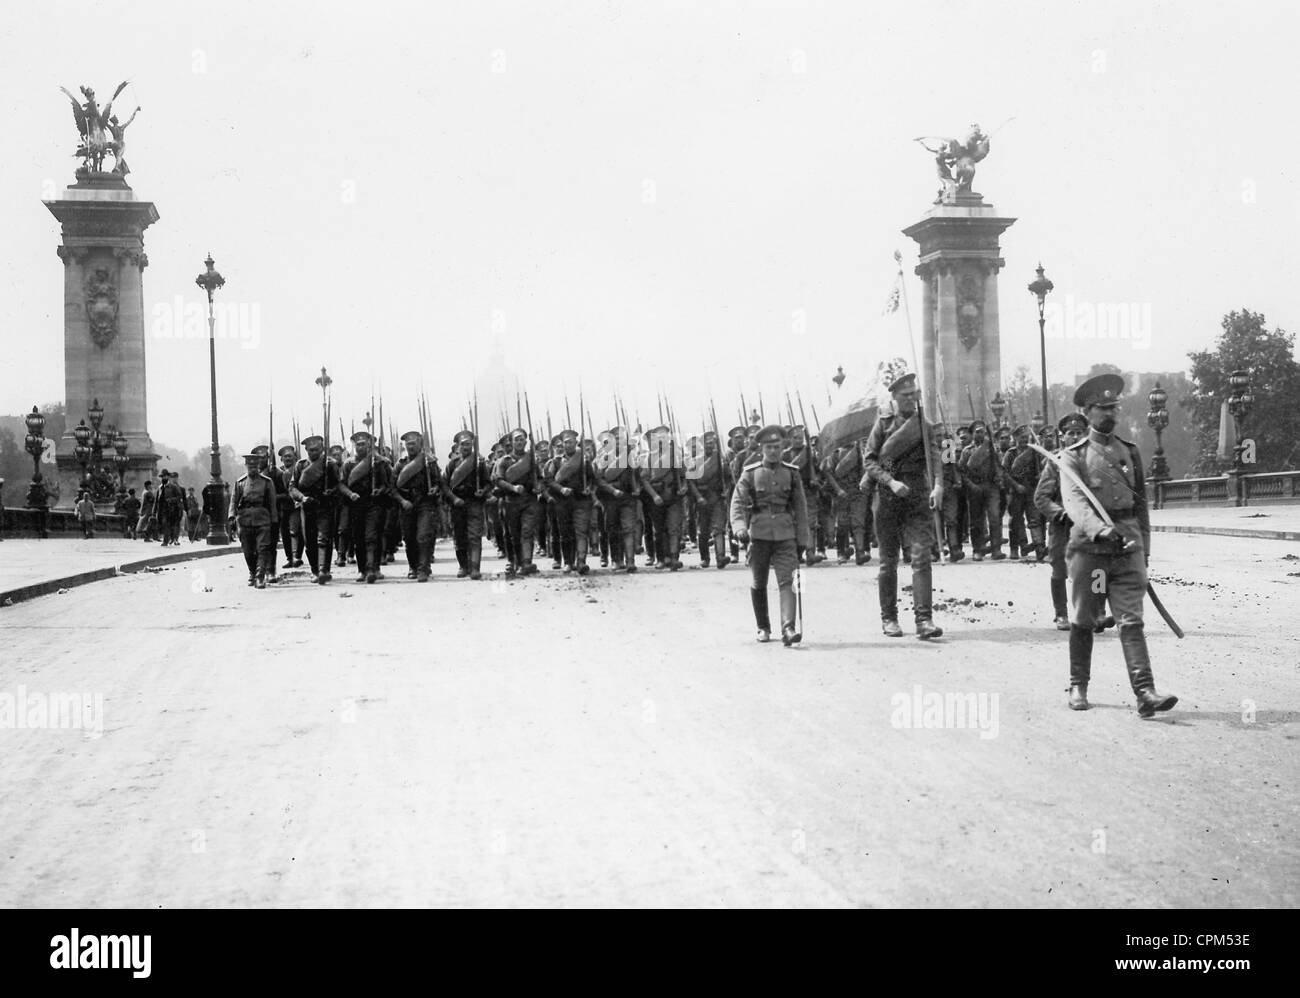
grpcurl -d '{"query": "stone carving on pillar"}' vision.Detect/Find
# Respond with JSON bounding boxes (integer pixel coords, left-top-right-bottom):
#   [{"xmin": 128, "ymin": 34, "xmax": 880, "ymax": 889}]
[
  {"xmin": 84, "ymin": 265, "xmax": 120, "ymax": 348},
  {"xmin": 956, "ymin": 272, "xmax": 983, "ymax": 351},
  {"xmin": 56, "ymin": 245, "xmax": 90, "ymax": 266}
]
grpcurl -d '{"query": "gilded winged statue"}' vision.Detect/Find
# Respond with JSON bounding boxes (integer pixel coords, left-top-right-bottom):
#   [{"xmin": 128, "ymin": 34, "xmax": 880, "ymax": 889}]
[{"xmin": 60, "ymin": 81, "xmax": 140, "ymax": 175}]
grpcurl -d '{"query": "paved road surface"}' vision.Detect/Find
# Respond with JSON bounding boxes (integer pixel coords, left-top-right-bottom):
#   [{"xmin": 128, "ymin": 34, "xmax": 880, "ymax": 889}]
[{"xmin": 1, "ymin": 534, "xmax": 1296, "ymax": 907}]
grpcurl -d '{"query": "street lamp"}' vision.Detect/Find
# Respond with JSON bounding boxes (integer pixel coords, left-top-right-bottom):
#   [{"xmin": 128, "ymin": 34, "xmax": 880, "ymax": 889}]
[
  {"xmin": 196, "ymin": 252, "xmax": 230, "ymax": 544},
  {"xmin": 832, "ymin": 365, "xmax": 846, "ymax": 390},
  {"xmin": 1146, "ymin": 382, "xmax": 1170, "ymax": 481},
  {"xmin": 1028, "ymin": 262, "xmax": 1054, "ymax": 429},
  {"xmin": 1227, "ymin": 369, "xmax": 1254, "ymax": 471},
  {"xmin": 24, "ymin": 405, "xmax": 50, "ymax": 537},
  {"xmin": 112, "ymin": 428, "xmax": 130, "ymax": 506},
  {"xmin": 989, "ymin": 391, "xmax": 1007, "ymax": 427},
  {"xmin": 72, "ymin": 418, "xmax": 93, "ymax": 491}
]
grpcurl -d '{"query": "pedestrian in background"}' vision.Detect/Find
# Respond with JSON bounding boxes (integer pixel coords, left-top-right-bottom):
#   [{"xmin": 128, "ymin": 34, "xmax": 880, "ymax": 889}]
[{"xmin": 76, "ymin": 490, "xmax": 96, "ymax": 539}]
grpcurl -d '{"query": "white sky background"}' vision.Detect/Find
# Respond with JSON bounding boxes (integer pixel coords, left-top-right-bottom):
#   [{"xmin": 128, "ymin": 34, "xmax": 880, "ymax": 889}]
[{"xmin": 1, "ymin": 0, "xmax": 1296, "ymax": 454}]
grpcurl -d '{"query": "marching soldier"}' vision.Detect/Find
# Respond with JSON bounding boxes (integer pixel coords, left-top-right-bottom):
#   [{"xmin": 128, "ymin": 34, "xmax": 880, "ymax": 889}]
[
  {"xmin": 1034, "ymin": 413, "xmax": 1087, "ymax": 629},
  {"xmin": 339, "ymin": 430, "xmax": 392, "ymax": 583},
  {"xmin": 1058, "ymin": 374, "xmax": 1176, "ymax": 716},
  {"xmin": 548, "ymin": 429, "xmax": 599, "ymax": 574},
  {"xmin": 395, "ymin": 430, "xmax": 442, "ymax": 582},
  {"xmin": 249, "ymin": 447, "xmax": 286, "ymax": 578},
  {"xmin": 288, "ymin": 434, "xmax": 340, "ymax": 584},
  {"xmin": 861, "ymin": 373, "xmax": 944, "ymax": 639},
  {"xmin": 444, "ymin": 430, "xmax": 492, "ymax": 580},
  {"xmin": 533, "ymin": 437, "xmax": 552, "ymax": 562},
  {"xmin": 492, "ymin": 428, "xmax": 541, "ymax": 578},
  {"xmin": 595, "ymin": 426, "xmax": 640, "ymax": 572},
  {"xmin": 687, "ymin": 429, "xmax": 730, "ymax": 569},
  {"xmin": 1008, "ymin": 424, "xmax": 1047, "ymax": 560},
  {"xmin": 157, "ymin": 470, "xmax": 185, "ymax": 547},
  {"xmin": 829, "ymin": 441, "xmax": 873, "ymax": 565},
  {"xmin": 725, "ymin": 426, "xmax": 747, "ymax": 560},
  {"xmin": 782, "ymin": 426, "xmax": 824, "ymax": 566},
  {"xmin": 329, "ymin": 443, "xmax": 352, "ymax": 568},
  {"xmin": 227, "ymin": 452, "xmax": 278, "ymax": 588},
  {"xmin": 641, "ymin": 425, "xmax": 686, "ymax": 570},
  {"xmin": 938, "ymin": 429, "xmax": 966, "ymax": 561},
  {"xmin": 730, "ymin": 424, "xmax": 810, "ymax": 646},
  {"xmin": 958, "ymin": 419, "xmax": 1007, "ymax": 560},
  {"xmin": 544, "ymin": 433, "xmax": 565, "ymax": 570},
  {"xmin": 277, "ymin": 444, "xmax": 305, "ymax": 568}
]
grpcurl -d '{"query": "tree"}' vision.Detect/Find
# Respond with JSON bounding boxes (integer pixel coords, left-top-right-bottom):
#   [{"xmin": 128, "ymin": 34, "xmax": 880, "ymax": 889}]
[{"xmin": 1182, "ymin": 310, "xmax": 1300, "ymax": 475}]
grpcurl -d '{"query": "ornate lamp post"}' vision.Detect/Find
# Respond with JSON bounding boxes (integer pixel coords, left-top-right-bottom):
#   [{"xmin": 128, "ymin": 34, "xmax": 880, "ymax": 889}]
[
  {"xmin": 72, "ymin": 417, "xmax": 93, "ymax": 491},
  {"xmin": 989, "ymin": 391, "xmax": 1007, "ymax": 428},
  {"xmin": 24, "ymin": 405, "xmax": 50, "ymax": 537},
  {"xmin": 832, "ymin": 365, "xmax": 846, "ymax": 390},
  {"xmin": 1028, "ymin": 262, "xmax": 1054, "ymax": 429},
  {"xmin": 1146, "ymin": 382, "xmax": 1170, "ymax": 482},
  {"xmin": 197, "ymin": 252, "xmax": 230, "ymax": 544},
  {"xmin": 1227, "ymin": 370, "xmax": 1254, "ymax": 471},
  {"xmin": 112, "ymin": 428, "xmax": 130, "ymax": 506}
]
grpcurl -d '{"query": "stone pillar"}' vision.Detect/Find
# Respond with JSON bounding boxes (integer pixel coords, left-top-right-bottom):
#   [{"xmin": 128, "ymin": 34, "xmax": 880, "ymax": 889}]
[
  {"xmin": 45, "ymin": 173, "xmax": 159, "ymax": 507},
  {"xmin": 903, "ymin": 194, "xmax": 1015, "ymax": 430}
]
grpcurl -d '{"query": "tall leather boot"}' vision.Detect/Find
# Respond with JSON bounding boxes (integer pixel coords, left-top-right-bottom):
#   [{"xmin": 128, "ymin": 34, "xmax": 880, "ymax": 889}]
[
  {"xmin": 878, "ymin": 557, "xmax": 898, "ymax": 627},
  {"xmin": 714, "ymin": 531, "xmax": 728, "ymax": 568},
  {"xmin": 779, "ymin": 584, "xmax": 799, "ymax": 645},
  {"xmin": 469, "ymin": 537, "xmax": 482, "ymax": 580},
  {"xmin": 1031, "ymin": 523, "xmax": 1047, "ymax": 561},
  {"xmin": 1068, "ymin": 625, "xmax": 1093, "ymax": 709},
  {"xmin": 853, "ymin": 529, "xmax": 870, "ymax": 565},
  {"xmin": 1050, "ymin": 578, "xmax": 1069, "ymax": 629},
  {"xmin": 751, "ymin": 588, "xmax": 771, "ymax": 641},
  {"xmin": 1119, "ymin": 622, "xmax": 1178, "ymax": 716}
]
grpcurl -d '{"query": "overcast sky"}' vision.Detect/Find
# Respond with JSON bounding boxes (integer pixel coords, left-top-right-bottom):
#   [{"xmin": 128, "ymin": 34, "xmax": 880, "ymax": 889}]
[{"xmin": 2, "ymin": 0, "xmax": 1296, "ymax": 455}]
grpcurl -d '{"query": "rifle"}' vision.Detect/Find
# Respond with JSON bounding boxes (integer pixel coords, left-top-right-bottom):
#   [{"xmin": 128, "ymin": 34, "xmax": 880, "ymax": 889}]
[
  {"xmin": 796, "ymin": 389, "xmax": 820, "ymax": 489},
  {"xmin": 524, "ymin": 389, "xmax": 538, "ymax": 494},
  {"xmin": 472, "ymin": 386, "xmax": 482, "ymax": 494},
  {"xmin": 967, "ymin": 386, "xmax": 978, "ymax": 422}
]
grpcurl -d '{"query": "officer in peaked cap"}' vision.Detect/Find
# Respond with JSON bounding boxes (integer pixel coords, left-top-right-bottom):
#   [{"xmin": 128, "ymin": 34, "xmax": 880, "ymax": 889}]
[
  {"xmin": 861, "ymin": 372, "xmax": 945, "ymax": 639},
  {"xmin": 228, "ymin": 451, "xmax": 278, "ymax": 588},
  {"xmin": 1057, "ymin": 373, "xmax": 1176, "ymax": 716},
  {"xmin": 730, "ymin": 424, "xmax": 810, "ymax": 646}
]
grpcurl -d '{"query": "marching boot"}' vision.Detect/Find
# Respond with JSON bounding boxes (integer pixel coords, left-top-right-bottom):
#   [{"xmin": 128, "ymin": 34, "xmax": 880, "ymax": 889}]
[
  {"xmin": 916, "ymin": 619, "xmax": 943, "ymax": 640},
  {"xmin": 945, "ymin": 523, "xmax": 964, "ymax": 562},
  {"xmin": 854, "ymin": 530, "xmax": 870, "ymax": 565},
  {"xmin": 469, "ymin": 538, "xmax": 482, "ymax": 581},
  {"xmin": 1050, "ymin": 578, "xmax": 1070, "ymax": 630},
  {"xmin": 835, "ymin": 528, "xmax": 848, "ymax": 563},
  {"xmin": 779, "ymin": 586, "xmax": 798, "ymax": 646},
  {"xmin": 714, "ymin": 533, "xmax": 728, "ymax": 569},
  {"xmin": 1032, "ymin": 524, "xmax": 1047, "ymax": 561},
  {"xmin": 751, "ymin": 588, "xmax": 771, "ymax": 642},
  {"xmin": 1068, "ymin": 624, "xmax": 1093, "ymax": 710},
  {"xmin": 1120, "ymin": 622, "xmax": 1178, "ymax": 717}
]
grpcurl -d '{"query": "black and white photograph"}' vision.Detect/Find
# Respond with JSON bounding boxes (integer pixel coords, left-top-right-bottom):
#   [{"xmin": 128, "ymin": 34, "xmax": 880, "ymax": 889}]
[{"xmin": 0, "ymin": 0, "xmax": 1294, "ymax": 966}]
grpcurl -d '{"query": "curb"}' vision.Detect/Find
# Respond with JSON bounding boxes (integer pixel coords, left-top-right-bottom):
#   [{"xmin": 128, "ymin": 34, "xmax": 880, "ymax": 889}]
[
  {"xmin": 0, "ymin": 546, "xmax": 243, "ymax": 608},
  {"xmin": 1153, "ymin": 524, "xmax": 1300, "ymax": 542}
]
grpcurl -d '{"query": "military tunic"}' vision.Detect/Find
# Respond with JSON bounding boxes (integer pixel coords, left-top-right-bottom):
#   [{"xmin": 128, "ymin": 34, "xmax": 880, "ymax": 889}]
[
  {"xmin": 729, "ymin": 457, "xmax": 811, "ymax": 634},
  {"xmin": 228, "ymin": 471, "xmax": 278, "ymax": 581}
]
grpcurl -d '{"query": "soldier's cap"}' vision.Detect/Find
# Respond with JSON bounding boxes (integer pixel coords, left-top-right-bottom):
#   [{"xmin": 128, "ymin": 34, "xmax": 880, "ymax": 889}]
[
  {"xmin": 559, "ymin": 429, "xmax": 579, "ymax": 442},
  {"xmin": 745, "ymin": 424, "xmax": 760, "ymax": 437},
  {"xmin": 241, "ymin": 452, "xmax": 262, "ymax": 462},
  {"xmin": 509, "ymin": 428, "xmax": 529, "ymax": 442},
  {"xmin": 888, "ymin": 371, "xmax": 918, "ymax": 395},
  {"xmin": 790, "ymin": 424, "xmax": 806, "ymax": 434},
  {"xmin": 549, "ymin": 434, "xmax": 563, "ymax": 447},
  {"xmin": 328, "ymin": 443, "xmax": 344, "ymax": 453},
  {"xmin": 350, "ymin": 431, "xmax": 373, "ymax": 444},
  {"xmin": 158, "ymin": 469, "xmax": 170, "ymax": 478},
  {"xmin": 401, "ymin": 430, "xmax": 423, "ymax": 445},
  {"xmin": 278, "ymin": 445, "xmax": 297, "ymax": 459},
  {"xmin": 1058, "ymin": 412, "xmax": 1088, "ymax": 433},
  {"xmin": 968, "ymin": 418, "xmax": 988, "ymax": 431},
  {"xmin": 648, "ymin": 424, "xmax": 671, "ymax": 437},
  {"xmin": 701, "ymin": 430, "xmax": 717, "ymax": 442},
  {"xmin": 756, "ymin": 424, "xmax": 785, "ymax": 445},
  {"xmin": 453, "ymin": 430, "xmax": 475, "ymax": 446},
  {"xmin": 1074, "ymin": 372, "xmax": 1125, "ymax": 409},
  {"xmin": 727, "ymin": 425, "xmax": 746, "ymax": 440},
  {"xmin": 251, "ymin": 445, "xmax": 270, "ymax": 456},
  {"xmin": 957, "ymin": 423, "xmax": 972, "ymax": 434},
  {"xmin": 1012, "ymin": 424, "xmax": 1029, "ymax": 436}
]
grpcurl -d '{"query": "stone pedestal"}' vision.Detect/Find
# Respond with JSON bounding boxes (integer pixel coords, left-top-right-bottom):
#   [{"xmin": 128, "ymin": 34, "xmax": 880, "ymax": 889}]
[
  {"xmin": 45, "ymin": 172, "xmax": 160, "ymax": 507},
  {"xmin": 902, "ymin": 192, "xmax": 1015, "ymax": 427}
]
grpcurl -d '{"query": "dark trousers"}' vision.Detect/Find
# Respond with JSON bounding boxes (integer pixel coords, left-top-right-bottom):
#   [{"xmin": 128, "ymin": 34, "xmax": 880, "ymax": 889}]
[
  {"xmin": 278, "ymin": 509, "xmax": 299, "ymax": 564},
  {"xmin": 348, "ymin": 500, "xmax": 385, "ymax": 575},
  {"xmin": 300, "ymin": 502, "xmax": 335, "ymax": 575},
  {"xmin": 874, "ymin": 489, "xmax": 936, "ymax": 623},
  {"xmin": 747, "ymin": 537, "xmax": 797, "ymax": 631},
  {"xmin": 648, "ymin": 496, "xmax": 683, "ymax": 564},
  {"xmin": 555, "ymin": 496, "xmax": 594, "ymax": 567},
  {"xmin": 502, "ymin": 496, "xmax": 538, "ymax": 569},
  {"xmin": 450, "ymin": 500, "xmax": 485, "ymax": 572},
  {"xmin": 239, "ymin": 522, "xmax": 274, "ymax": 579},
  {"xmin": 605, "ymin": 496, "xmax": 639, "ymax": 567},
  {"xmin": 335, "ymin": 504, "xmax": 353, "ymax": 563},
  {"xmin": 640, "ymin": 494, "xmax": 657, "ymax": 562},
  {"xmin": 967, "ymin": 482, "xmax": 1003, "ymax": 554},
  {"xmin": 695, "ymin": 492, "xmax": 727, "ymax": 563},
  {"xmin": 401, "ymin": 500, "xmax": 439, "ymax": 575}
]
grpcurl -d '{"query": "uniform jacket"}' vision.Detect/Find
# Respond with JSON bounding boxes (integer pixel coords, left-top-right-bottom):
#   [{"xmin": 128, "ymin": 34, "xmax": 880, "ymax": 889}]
[
  {"xmin": 1033, "ymin": 459, "xmax": 1067, "ymax": 524},
  {"xmin": 861, "ymin": 411, "xmax": 943, "ymax": 490},
  {"xmin": 290, "ymin": 455, "xmax": 340, "ymax": 504},
  {"xmin": 228, "ymin": 472, "xmax": 278, "ymax": 527},
  {"xmin": 729, "ymin": 458, "xmax": 811, "ymax": 545},
  {"xmin": 958, "ymin": 438, "xmax": 1005, "ymax": 488},
  {"xmin": 444, "ymin": 453, "xmax": 492, "ymax": 501},
  {"xmin": 396, "ymin": 452, "xmax": 443, "ymax": 504},
  {"xmin": 1059, "ymin": 430, "xmax": 1150, "ymax": 557}
]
